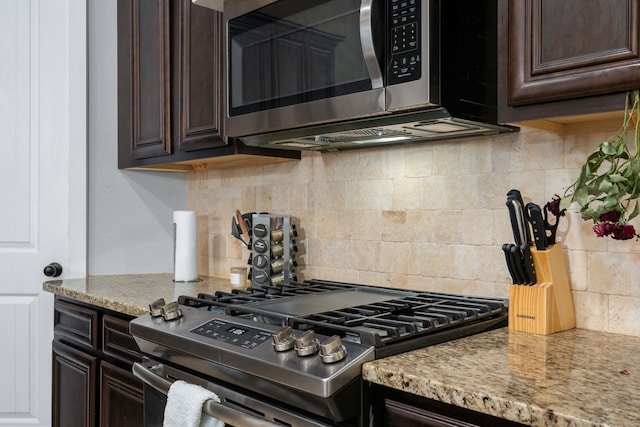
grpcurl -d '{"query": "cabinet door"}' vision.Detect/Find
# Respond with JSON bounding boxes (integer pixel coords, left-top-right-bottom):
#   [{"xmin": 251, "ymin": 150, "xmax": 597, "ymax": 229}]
[
  {"xmin": 118, "ymin": 0, "xmax": 226, "ymax": 167},
  {"xmin": 507, "ymin": 0, "xmax": 640, "ymax": 106},
  {"xmin": 172, "ymin": 0, "xmax": 226, "ymax": 151},
  {"xmin": 117, "ymin": 0, "xmax": 300, "ymax": 168},
  {"xmin": 52, "ymin": 340, "xmax": 98, "ymax": 427},
  {"xmin": 118, "ymin": 0, "xmax": 171, "ymax": 162},
  {"xmin": 100, "ymin": 362, "xmax": 144, "ymax": 427}
]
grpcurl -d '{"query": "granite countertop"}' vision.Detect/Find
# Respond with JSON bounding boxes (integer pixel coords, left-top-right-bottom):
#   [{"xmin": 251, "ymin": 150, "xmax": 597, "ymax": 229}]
[
  {"xmin": 43, "ymin": 274, "xmax": 238, "ymax": 316},
  {"xmin": 363, "ymin": 327, "xmax": 640, "ymax": 427},
  {"xmin": 44, "ymin": 276, "xmax": 640, "ymax": 426}
]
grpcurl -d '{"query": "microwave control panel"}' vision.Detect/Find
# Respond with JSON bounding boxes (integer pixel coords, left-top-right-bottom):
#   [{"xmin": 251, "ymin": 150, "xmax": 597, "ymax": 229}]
[{"xmin": 388, "ymin": 0, "xmax": 421, "ymax": 85}]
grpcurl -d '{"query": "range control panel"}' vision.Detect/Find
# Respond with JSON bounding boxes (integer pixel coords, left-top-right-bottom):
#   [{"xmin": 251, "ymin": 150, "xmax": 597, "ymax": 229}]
[
  {"xmin": 388, "ymin": 0, "xmax": 421, "ymax": 85},
  {"xmin": 191, "ymin": 319, "xmax": 272, "ymax": 349}
]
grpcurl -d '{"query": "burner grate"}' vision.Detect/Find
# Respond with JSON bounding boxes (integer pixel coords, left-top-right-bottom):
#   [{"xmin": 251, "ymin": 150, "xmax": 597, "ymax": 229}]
[{"xmin": 176, "ymin": 279, "xmax": 508, "ymax": 350}]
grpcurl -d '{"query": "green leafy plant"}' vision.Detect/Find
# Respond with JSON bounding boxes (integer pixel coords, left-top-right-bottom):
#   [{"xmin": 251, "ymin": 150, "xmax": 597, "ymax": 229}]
[{"xmin": 559, "ymin": 90, "xmax": 640, "ymax": 240}]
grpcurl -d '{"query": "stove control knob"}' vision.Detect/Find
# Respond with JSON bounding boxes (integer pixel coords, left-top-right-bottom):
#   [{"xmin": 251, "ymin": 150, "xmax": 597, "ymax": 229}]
[
  {"xmin": 149, "ymin": 298, "xmax": 166, "ymax": 317},
  {"xmin": 319, "ymin": 335, "xmax": 347, "ymax": 364},
  {"xmin": 294, "ymin": 330, "xmax": 319, "ymax": 357},
  {"xmin": 272, "ymin": 326, "xmax": 295, "ymax": 352},
  {"xmin": 161, "ymin": 301, "xmax": 183, "ymax": 321}
]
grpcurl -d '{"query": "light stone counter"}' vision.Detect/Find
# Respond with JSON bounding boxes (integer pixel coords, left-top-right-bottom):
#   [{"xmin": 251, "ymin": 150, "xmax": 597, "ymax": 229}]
[
  {"xmin": 45, "ymin": 277, "xmax": 640, "ymax": 425},
  {"xmin": 363, "ymin": 327, "xmax": 640, "ymax": 427},
  {"xmin": 43, "ymin": 274, "xmax": 238, "ymax": 316}
]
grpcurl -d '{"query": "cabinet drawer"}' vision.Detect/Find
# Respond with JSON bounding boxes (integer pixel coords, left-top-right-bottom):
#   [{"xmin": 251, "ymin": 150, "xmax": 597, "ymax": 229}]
[
  {"xmin": 372, "ymin": 385, "xmax": 525, "ymax": 427},
  {"xmin": 54, "ymin": 299, "xmax": 99, "ymax": 351},
  {"xmin": 102, "ymin": 314, "xmax": 142, "ymax": 366}
]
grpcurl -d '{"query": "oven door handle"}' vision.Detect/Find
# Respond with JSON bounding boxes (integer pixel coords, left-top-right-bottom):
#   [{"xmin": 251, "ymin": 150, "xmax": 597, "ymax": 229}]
[{"xmin": 132, "ymin": 362, "xmax": 280, "ymax": 427}]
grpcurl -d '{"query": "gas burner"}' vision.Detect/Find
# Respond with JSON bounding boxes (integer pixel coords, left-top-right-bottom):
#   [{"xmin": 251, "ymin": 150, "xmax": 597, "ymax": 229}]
[{"xmin": 175, "ymin": 279, "xmax": 508, "ymax": 356}]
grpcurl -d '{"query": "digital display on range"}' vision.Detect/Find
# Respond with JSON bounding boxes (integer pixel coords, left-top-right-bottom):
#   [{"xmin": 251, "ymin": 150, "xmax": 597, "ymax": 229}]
[
  {"xmin": 227, "ymin": 326, "xmax": 247, "ymax": 336},
  {"xmin": 190, "ymin": 319, "xmax": 271, "ymax": 349}
]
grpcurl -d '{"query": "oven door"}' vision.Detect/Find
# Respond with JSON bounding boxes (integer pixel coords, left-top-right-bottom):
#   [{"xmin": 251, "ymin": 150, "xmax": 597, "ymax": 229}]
[
  {"xmin": 224, "ymin": 0, "xmax": 386, "ymax": 137},
  {"xmin": 132, "ymin": 360, "xmax": 333, "ymax": 427}
]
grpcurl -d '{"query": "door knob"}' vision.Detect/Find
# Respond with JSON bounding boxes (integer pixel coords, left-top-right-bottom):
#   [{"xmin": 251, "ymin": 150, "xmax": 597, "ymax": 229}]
[{"xmin": 43, "ymin": 262, "xmax": 63, "ymax": 277}]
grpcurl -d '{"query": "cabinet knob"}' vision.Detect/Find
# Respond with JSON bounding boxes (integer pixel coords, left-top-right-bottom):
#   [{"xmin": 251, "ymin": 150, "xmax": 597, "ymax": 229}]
[{"xmin": 43, "ymin": 262, "xmax": 63, "ymax": 277}]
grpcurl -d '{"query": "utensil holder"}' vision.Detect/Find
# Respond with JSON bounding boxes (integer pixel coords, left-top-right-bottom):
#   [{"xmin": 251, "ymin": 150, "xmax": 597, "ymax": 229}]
[{"xmin": 508, "ymin": 244, "xmax": 576, "ymax": 335}]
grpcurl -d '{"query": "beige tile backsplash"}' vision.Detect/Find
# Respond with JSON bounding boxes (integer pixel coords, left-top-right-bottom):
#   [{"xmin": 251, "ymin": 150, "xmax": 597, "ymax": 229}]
[{"xmin": 188, "ymin": 125, "xmax": 640, "ymax": 336}]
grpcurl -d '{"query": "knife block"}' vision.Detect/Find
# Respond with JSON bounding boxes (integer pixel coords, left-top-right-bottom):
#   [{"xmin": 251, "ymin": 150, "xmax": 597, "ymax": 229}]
[{"xmin": 508, "ymin": 244, "xmax": 576, "ymax": 335}]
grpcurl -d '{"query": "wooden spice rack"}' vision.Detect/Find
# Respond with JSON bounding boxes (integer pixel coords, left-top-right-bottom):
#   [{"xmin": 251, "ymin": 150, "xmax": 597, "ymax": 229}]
[{"xmin": 508, "ymin": 244, "xmax": 576, "ymax": 335}]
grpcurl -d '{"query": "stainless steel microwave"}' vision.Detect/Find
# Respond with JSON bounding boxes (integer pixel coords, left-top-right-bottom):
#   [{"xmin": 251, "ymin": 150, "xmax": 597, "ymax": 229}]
[{"xmin": 215, "ymin": 0, "xmax": 516, "ymax": 151}]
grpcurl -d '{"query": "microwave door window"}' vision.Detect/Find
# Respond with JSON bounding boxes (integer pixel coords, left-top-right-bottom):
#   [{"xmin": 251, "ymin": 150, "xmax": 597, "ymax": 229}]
[{"xmin": 228, "ymin": 0, "xmax": 379, "ymax": 116}]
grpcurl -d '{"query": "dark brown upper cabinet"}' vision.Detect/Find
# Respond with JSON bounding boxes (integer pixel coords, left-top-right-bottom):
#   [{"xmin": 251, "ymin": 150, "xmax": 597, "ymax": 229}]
[
  {"xmin": 117, "ymin": 0, "xmax": 299, "ymax": 171},
  {"xmin": 171, "ymin": 0, "xmax": 223, "ymax": 153},
  {"xmin": 498, "ymin": 0, "xmax": 640, "ymax": 124}
]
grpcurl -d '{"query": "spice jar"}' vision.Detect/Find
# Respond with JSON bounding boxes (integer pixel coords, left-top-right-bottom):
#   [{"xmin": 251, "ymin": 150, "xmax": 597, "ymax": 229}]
[
  {"xmin": 230, "ymin": 267, "xmax": 247, "ymax": 289},
  {"xmin": 271, "ymin": 256, "xmax": 298, "ymax": 274},
  {"xmin": 271, "ymin": 241, "xmax": 298, "ymax": 258}
]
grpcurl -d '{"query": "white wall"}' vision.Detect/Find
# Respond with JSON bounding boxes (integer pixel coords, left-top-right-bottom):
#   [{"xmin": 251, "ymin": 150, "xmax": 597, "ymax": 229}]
[{"xmin": 88, "ymin": 0, "xmax": 187, "ymax": 274}]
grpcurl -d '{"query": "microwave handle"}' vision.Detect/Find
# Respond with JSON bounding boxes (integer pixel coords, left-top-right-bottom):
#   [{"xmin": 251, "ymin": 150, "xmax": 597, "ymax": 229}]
[
  {"xmin": 360, "ymin": 0, "xmax": 383, "ymax": 89},
  {"xmin": 132, "ymin": 362, "xmax": 279, "ymax": 427}
]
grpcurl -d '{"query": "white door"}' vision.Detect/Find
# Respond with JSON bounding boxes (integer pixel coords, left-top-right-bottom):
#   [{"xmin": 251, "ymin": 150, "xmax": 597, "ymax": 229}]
[{"xmin": 0, "ymin": 0, "xmax": 86, "ymax": 426}]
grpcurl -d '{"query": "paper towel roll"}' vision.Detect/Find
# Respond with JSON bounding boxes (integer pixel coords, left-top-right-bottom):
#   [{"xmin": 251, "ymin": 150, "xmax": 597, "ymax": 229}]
[{"xmin": 173, "ymin": 210, "xmax": 198, "ymax": 282}]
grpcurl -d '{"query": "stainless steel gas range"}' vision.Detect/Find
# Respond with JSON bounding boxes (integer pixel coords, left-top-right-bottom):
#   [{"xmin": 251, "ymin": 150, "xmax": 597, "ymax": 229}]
[{"xmin": 130, "ymin": 279, "xmax": 508, "ymax": 426}]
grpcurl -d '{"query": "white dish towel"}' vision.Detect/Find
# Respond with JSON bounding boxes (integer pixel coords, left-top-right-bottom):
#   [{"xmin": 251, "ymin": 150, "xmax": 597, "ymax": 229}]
[{"xmin": 163, "ymin": 380, "xmax": 224, "ymax": 427}]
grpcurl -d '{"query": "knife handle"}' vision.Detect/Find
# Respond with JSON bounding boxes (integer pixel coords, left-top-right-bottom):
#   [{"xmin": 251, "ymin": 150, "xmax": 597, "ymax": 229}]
[
  {"xmin": 506, "ymin": 199, "xmax": 523, "ymax": 246},
  {"xmin": 509, "ymin": 244, "xmax": 528, "ymax": 285},
  {"xmin": 508, "ymin": 189, "xmax": 532, "ymax": 245},
  {"xmin": 502, "ymin": 244, "xmax": 517, "ymax": 284},
  {"xmin": 526, "ymin": 203, "xmax": 547, "ymax": 250},
  {"xmin": 543, "ymin": 204, "xmax": 559, "ymax": 245},
  {"xmin": 520, "ymin": 244, "xmax": 537, "ymax": 285}
]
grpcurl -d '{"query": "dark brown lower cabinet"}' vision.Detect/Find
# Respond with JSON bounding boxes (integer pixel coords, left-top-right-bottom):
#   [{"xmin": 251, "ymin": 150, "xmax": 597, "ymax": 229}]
[
  {"xmin": 372, "ymin": 385, "xmax": 526, "ymax": 427},
  {"xmin": 52, "ymin": 340, "xmax": 98, "ymax": 427},
  {"xmin": 52, "ymin": 297, "xmax": 143, "ymax": 427},
  {"xmin": 100, "ymin": 362, "xmax": 144, "ymax": 427}
]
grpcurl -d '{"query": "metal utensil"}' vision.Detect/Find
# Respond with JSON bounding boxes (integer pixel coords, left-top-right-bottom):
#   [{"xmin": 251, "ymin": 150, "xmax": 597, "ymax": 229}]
[{"xmin": 232, "ymin": 210, "xmax": 254, "ymax": 247}]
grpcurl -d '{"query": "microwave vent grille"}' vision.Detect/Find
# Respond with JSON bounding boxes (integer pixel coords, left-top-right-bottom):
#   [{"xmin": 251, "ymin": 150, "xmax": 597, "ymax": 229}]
[{"xmin": 306, "ymin": 128, "xmax": 410, "ymax": 143}]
